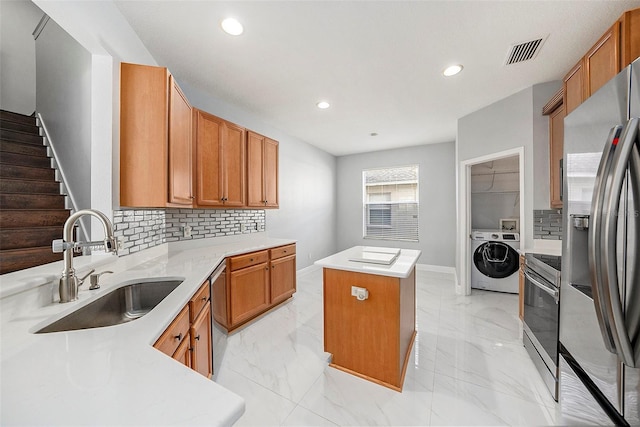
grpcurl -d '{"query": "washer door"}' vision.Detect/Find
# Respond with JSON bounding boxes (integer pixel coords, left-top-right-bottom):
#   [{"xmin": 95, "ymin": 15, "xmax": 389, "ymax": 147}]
[{"xmin": 473, "ymin": 241, "xmax": 519, "ymax": 279}]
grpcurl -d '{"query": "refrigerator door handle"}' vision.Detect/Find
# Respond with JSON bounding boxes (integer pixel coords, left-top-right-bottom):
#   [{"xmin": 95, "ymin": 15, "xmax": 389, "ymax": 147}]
[
  {"xmin": 628, "ymin": 141, "xmax": 640, "ymax": 365},
  {"xmin": 603, "ymin": 117, "xmax": 639, "ymax": 367},
  {"xmin": 589, "ymin": 125, "xmax": 623, "ymax": 353}
]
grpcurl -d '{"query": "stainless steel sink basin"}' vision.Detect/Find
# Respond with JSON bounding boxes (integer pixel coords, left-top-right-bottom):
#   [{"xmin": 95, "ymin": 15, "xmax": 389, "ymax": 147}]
[{"xmin": 36, "ymin": 279, "xmax": 183, "ymax": 333}]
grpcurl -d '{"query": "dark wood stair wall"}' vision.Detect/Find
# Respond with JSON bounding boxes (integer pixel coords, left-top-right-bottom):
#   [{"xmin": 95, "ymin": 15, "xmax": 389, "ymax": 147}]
[{"xmin": 0, "ymin": 109, "xmax": 70, "ymax": 274}]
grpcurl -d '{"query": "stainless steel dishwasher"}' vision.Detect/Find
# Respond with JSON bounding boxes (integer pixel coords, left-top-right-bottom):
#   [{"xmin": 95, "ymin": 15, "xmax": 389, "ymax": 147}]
[{"xmin": 209, "ymin": 261, "xmax": 227, "ymax": 380}]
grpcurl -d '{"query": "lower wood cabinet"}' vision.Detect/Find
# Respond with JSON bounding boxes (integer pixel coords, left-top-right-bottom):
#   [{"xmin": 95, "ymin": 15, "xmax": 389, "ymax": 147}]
[
  {"xmin": 154, "ymin": 280, "xmax": 212, "ymax": 378},
  {"xmin": 215, "ymin": 244, "xmax": 296, "ymax": 332},
  {"xmin": 190, "ymin": 304, "xmax": 212, "ymax": 378},
  {"xmin": 229, "ymin": 260, "xmax": 271, "ymax": 326}
]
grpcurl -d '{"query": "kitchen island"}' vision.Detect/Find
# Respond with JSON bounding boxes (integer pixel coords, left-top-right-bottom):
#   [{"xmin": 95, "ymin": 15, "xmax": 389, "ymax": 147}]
[{"xmin": 315, "ymin": 246, "xmax": 421, "ymax": 391}]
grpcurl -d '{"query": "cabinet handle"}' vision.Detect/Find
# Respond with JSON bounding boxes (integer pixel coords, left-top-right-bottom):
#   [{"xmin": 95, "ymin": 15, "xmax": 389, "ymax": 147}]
[
  {"xmin": 283, "ymin": 250, "xmax": 287, "ymax": 253},
  {"xmin": 195, "ymin": 335, "xmax": 200, "ymax": 341},
  {"xmin": 174, "ymin": 333, "xmax": 182, "ymax": 341},
  {"xmin": 250, "ymin": 258, "xmax": 254, "ymax": 261},
  {"xmin": 201, "ymin": 296, "xmax": 207, "ymax": 302},
  {"xmin": 265, "ymin": 267, "xmax": 269, "ymax": 271}
]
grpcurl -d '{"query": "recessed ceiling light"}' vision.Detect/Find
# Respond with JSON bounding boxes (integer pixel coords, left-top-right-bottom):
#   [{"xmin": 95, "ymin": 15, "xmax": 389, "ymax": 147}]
[
  {"xmin": 443, "ymin": 64, "xmax": 463, "ymax": 77},
  {"xmin": 317, "ymin": 101, "xmax": 330, "ymax": 109},
  {"xmin": 221, "ymin": 18, "xmax": 243, "ymax": 35}
]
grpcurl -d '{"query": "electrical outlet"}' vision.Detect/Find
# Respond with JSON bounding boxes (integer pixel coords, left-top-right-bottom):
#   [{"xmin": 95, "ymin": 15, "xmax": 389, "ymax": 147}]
[
  {"xmin": 183, "ymin": 225, "xmax": 192, "ymax": 238},
  {"xmin": 241, "ymin": 223, "xmax": 247, "ymax": 232}
]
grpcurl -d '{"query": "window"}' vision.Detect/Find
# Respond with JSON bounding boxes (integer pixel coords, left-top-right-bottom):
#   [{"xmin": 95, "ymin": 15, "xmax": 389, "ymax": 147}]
[{"xmin": 363, "ymin": 165, "xmax": 419, "ymax": 242}]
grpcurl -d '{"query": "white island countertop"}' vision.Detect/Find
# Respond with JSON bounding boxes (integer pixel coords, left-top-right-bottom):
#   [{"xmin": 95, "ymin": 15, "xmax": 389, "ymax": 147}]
[
  {"xmin": 0, "ymin": 233, "xmax": 295, "ymax": 426},
  {"xmin": 315, "ymin": 246, "xmax": 421, "ymax": 278}
]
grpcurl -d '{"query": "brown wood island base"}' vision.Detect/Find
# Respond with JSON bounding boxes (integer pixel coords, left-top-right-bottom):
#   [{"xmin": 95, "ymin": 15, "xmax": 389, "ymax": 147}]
[{"xmin": 322, "ymin": 266, "xmax": 417, "ymax": 391}]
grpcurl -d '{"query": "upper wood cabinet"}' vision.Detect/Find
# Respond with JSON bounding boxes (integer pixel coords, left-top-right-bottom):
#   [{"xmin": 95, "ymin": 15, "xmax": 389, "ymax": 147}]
[
  {"xmin": 120, "ymin": 62, "xmax": 193, "ymax": 208},
  {"xmin": 169, "ymin": 77, "xmax": 194, "ymax": 206},
  {"xmin": 564, "ymin": 8, "xmax": 640, "ymax": 116},
  {"xmin": 563, "ymin": 61, "xmax": 585, "ymax": 116},
  {"xmin": 247, "ymin": 131, "xmax": 279, "ymax": 208},
  {"xmin": 194, "ymin": 110, "xmax": 246, "ymax": 207},
  {"xmin": 585, "ymin": 22, "xmax": 620, "ymax": 98},
  {"xmin": 549, "ymin": 104, "xmax": 565, "ymax": 209},
  {"xmin": 121, "ymin": 62, "xmax": 280, "ymax": 210}
]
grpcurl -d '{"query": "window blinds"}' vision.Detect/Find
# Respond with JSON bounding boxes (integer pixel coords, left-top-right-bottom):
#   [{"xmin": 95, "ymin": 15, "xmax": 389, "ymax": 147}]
[{"xmin": 362, "ymin": 165, "xmax": 419, "ymax": 242}]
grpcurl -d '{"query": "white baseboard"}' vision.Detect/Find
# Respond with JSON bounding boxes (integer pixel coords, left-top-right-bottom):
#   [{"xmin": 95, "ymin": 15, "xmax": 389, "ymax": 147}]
[
  {"xmin": 297, "ymin": 264, "xmax": 321, "ymax": 277},
  {"xmin": 416, "ymin": 264, "xmax": 459, "ymax": 288},
  {"xmin": 416, "ymin": 264, "xmax": 455, "ymax": 274}
]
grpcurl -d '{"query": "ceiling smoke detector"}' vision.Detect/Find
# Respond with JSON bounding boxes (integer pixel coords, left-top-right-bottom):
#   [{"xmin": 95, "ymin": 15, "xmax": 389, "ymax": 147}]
[{"xmin": 505, "ymin": 36, "xmax": 546, "ymax": 65}]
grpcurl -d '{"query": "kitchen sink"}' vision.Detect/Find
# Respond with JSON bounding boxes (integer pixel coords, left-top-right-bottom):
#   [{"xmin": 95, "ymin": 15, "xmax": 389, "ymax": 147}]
[{"xmin": 36, "ymin": 278, "xmax": 183, "ymax": 333}]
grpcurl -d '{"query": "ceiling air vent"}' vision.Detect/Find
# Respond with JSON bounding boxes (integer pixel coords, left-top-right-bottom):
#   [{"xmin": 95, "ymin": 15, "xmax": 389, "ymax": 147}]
[{"xmin": 505, "ymin": 36, "xmax": 546, "ymax": 65}]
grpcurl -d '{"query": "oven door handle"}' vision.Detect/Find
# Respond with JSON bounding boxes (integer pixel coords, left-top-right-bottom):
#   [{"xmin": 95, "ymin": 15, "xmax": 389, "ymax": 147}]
[{"xmin": 524, "ymin": 270, "xmax": 559, "ymax": 302}]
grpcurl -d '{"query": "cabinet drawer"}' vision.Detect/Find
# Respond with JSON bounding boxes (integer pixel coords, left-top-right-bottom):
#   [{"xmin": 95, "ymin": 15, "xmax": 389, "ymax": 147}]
[
  {"xmin": 189, "ymin": 281, "xmax": 210, "ymax": 323},
  {"xmin": 154, "ymin": 305, "xmax": 190, "ymax": 357},
  {"xmin": 229, "ymin": 250, "xmax": 269, "ymax": 271},
  {"xmin": 270, "ymin": 244, "xmax": 296, "ymax": 260}
]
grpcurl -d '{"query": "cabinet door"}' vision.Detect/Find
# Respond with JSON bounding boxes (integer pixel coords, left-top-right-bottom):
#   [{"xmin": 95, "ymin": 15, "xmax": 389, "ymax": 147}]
[
  {"xmin": 247, "ymin": 131, "xmax": 264, "ymax": 207},
  {"xmin": 120, "ymin": 63, "xmax": 168, "ymax": 207},
  {"xmin": 563, "ymin": 61, "xmax": 585, "ymax": 116},
  {"xmin": 549, "ymin": 105, "xmax": 565, "ymax": 208},
  {"xmin": 620, "ymin": 9, "xmax": 640, "ymax": 68},
  {"xmin": 270, "ymin": 254, "xmax": 296, "ymax": 305},
  {"xmin": 190, "ymin": 304, "xmax": 212, "ymax": 378},
  {"xmin": 229, "ymin": 262, "xmax": 270, "ymax": 326},
  {"xmin": 168, "ymin": 76, "xmax": 193, "ymax": 206},
  {"xmin": 195, "ymin": 110, "xmax": 224, "ymax": 207},
  {"xmin": 585, "ymin": 22, "xmax": 620, "ymax": 97},
  {"xmin": 154, "ymin": 305, "xmax": 190, "ymax": 357},
  {"xmin": 173, "ymin": 331, "xmax": 192, "ymax": 368},
  {"xmin": 222, "ymin": 122, "xmax": 246, "ymax": 207},
  {"xmin": 263, "ymin": 138, "xmax": 279, "ymax": 208}
]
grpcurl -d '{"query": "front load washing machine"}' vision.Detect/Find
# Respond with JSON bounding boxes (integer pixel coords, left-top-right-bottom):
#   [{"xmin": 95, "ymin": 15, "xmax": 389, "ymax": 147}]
[{"xmin": 470, "ymin": 230, "xmax": 520, "ymax": 293}]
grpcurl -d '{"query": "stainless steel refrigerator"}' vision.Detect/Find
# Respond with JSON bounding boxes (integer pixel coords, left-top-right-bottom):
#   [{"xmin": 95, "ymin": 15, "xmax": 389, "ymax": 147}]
[{"xmin": 560, "ymin": 58, "xmax": 640, "ymax": 425}]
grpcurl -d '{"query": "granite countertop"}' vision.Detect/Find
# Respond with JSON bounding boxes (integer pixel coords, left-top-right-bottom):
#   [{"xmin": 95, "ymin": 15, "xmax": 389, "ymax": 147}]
[
  {"xmin": 314, "ymin": 246, "xmax": 421, "ymax": 278},
  {"xmin": 0, "ymin": 233, "xmax": 295, "ymax": 426}
]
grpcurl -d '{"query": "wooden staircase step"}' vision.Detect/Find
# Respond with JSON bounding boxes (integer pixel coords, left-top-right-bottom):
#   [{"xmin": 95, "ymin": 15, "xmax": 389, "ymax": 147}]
[
  {"xmin": 0, "ymin": 129, "xmax": 43, "ymax": 145},
  {"xmin": 0, "ymin": 227, "xmax": 62, "ymax": 250},
  {"xmin": 0, "ymin": 247, "xmax": 63, "ymax": 275},
  {"xmin": 0, "ymin": 140, "xmax": 48, "ymax": 156},
  {"xmin": 0, "ymin": 209, "xmax": 70, "ymax": 228},
  {"xmin": 0, "ymin": 178, "xmax": 60, "ymax": 194},
  {"xmin": 0, "ymin": 193, "xmax": 66, "ymax": 210},
  {"xmin": 0, "ymin": 119, "xmax": 39, "ymax": 135},
  {"xmin": 0, "ymin": 164, "xmax": 55, "ymax": 180},
  {"xmin": 0, "ymin": 152, "xmax": 50, "ymax": 168},
  {"xmin": 0, "ymin": 110, "xmax": 36, "ymax": 126}
]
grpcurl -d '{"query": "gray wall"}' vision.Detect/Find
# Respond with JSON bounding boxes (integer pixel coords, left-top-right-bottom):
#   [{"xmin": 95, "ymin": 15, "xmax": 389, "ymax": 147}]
[
  {"xmin": 183, "ymin": 84, "xmax": 338, "ymax": 269},
  {"xmin": 336, "ymin": 142, "xmax": 456, "ymax": 267},
  {"xmin": 456, "ymin": 82, "xmax": 562, "ymax": 289},
  {"xmin": 35, "ymin": 18, "xmax": 92, "ymax": 238},
  {"xmin": 0, "ymin": 0, "xmax": 43, "ymax": 115},
  {"xmin": 29, "ymin": 2, "xmax": 338, "ymax": 270}
]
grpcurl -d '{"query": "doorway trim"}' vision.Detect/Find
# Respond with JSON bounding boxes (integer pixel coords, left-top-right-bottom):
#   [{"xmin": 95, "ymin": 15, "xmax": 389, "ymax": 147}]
[{"xmin": 457, "ymin": 146, "xmax": 525, "ymax": 296}]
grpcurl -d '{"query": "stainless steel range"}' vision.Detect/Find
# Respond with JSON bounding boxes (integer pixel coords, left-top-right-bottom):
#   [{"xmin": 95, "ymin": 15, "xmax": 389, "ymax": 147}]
[{"xmin": 523, "ymin": 252, "xmax": 562, "ymax": 401}]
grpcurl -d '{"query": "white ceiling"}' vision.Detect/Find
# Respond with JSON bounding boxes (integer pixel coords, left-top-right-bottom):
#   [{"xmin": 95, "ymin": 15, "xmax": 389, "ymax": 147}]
[{"xmin": 114, "ymin": 1, "xmax": 640, "ymax": 156}]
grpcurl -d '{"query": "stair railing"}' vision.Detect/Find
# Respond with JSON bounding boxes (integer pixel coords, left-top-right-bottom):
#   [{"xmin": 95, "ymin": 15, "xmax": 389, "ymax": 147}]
[{"xmin": 36, "ymin": 112, "xmax": 90, "ymax": 245}]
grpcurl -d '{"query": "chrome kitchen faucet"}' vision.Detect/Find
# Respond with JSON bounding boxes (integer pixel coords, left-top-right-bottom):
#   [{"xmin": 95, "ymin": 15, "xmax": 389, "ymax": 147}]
[{"xmin": 52, "ymin": 209, "xmax": 118, "ymax": 303}]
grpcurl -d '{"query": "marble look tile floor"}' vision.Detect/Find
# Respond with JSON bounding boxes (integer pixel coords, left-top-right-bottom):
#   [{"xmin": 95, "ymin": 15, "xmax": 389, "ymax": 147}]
[{"xmin": 214, "ymin": 267, "xmax": 564, "ymax": 426}]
